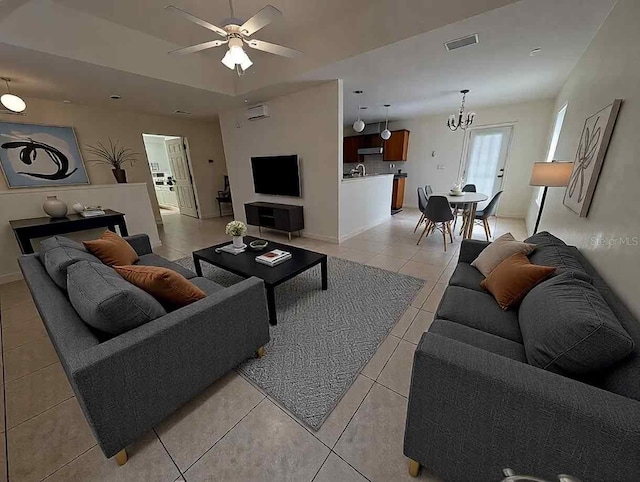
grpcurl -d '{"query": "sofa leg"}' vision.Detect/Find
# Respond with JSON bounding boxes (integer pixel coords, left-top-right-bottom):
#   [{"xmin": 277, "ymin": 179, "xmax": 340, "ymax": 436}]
[
  {"xmin": 408, "ymin": 459, "xmax": 420, "ymax": 477},
  {"xmin": 114, "ymin": 449, "xmax": 128, "ymax": 466},
  {"xmin": 256, "ymin": 347, "xmax": 266, "ymax": 358}
]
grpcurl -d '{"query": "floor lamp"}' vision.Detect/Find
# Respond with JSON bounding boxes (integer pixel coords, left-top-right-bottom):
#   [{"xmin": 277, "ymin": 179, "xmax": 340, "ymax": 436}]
[{"xmin": 529, "ymin": 161, "xmax": 574, "ymax": 234}]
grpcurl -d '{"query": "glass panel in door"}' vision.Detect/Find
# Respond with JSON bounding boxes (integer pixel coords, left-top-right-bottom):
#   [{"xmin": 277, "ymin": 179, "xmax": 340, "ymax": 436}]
[{"xmin": 462, "ymin": 126, "xmax": 513, "ymax": 204}]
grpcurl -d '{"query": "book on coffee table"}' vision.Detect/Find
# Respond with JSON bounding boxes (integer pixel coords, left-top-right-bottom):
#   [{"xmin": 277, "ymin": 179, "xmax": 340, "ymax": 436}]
[{"xmin": 256, "ymin": 249, "xmax": 292, "ymax": 267}]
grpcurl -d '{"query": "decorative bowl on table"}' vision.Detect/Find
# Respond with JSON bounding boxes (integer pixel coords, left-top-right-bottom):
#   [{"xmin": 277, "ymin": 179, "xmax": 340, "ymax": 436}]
[
  {"xmin": 449, "ymin": 190, "xmax": 464, "ymax": 196},
  {"xmin": 249, "ymin": 239, "xmax": 269, "ymax": 251}
]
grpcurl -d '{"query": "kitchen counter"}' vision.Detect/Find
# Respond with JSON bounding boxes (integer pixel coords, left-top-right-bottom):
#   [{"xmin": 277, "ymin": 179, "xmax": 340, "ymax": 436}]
[
  {"xmin": 339, "ymin": 174, "xmax": 393, "ymax": 241},
  {"xmin": 341, "ymin": 173, "xmax": 394, "ymax": 182}
]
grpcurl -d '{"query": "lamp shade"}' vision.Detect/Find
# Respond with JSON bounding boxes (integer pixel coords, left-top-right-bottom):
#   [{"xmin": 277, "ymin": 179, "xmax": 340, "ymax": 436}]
[{"xmin": 529, "ymin": 161, "xmax": 574, "ymax": 187}]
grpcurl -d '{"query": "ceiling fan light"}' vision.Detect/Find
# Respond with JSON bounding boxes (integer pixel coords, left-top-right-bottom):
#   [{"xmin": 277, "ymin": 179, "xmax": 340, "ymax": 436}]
[
  {"xmin": 353, "ymin": 119, "xmax": 365, "ymax": 133},
  {"xmin": 381, "ymin": 129, "xmax": 391, "ymax": 140},
  {"xmin": 221, "ymin": 50, "xmax": 236, "ymax": 69},
  {"xmin": 221, "ymin": 45, "xmax": 253, "ymax": 71},
  {"xmin": 240, "ymin": 55, "xmax": 253, "ymax": 71},
  {"xmin": 1, "ymin": 93, "xmax": 26, "ymax": 113}
]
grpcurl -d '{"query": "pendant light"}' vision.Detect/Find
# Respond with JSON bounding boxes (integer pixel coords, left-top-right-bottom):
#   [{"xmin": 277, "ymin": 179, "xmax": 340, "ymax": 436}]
[
  {"xmin": 352, "ymin": 90, "xmax": 366, "ymax": 133},
  {"xmin": 447, "ymin": 89, "xmax": 475, "ymax": 131},
  {"xmin": 380, "ymin": 104, "xmax": 391, "ymax": 140},
  {"xmin": 1, "ymin": 78, "xmax": 26, "ymax": 113}
]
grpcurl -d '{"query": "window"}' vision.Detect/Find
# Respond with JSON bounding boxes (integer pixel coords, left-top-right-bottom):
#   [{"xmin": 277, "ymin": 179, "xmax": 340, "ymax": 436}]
[{"xmin": 537, "ymin": 104, "xmax": 567, "ymax": 204}]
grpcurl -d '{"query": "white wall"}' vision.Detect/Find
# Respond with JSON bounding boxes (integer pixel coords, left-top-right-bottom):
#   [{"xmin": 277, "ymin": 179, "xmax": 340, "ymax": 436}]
[
  {"xmin": 0, "ymin": 98, "xmax": 228, "ymax": 222},
  {"xmin": 339, "ymin": 175, "xmax": 393, "ymax": 241},
  {"xmin": 142, "ymin": 135, "xmax": 172, "ymax": 173},
  {"xmin": 219, "ymin": 81, "xmax": 343, "ymax": 242},
  {"xmin": 524, "ymin": 0, "xmax": 640, "ymax": 317},
  {"xmin": 389, "ymin": 99, "xmax": 554, "ymax": 217},
  {"xmin": 0, "ymin": 183, "xmax": 159, "ymax": 283}
]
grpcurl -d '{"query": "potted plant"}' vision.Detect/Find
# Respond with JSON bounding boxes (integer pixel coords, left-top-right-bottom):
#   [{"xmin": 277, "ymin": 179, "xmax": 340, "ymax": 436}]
[
  {"xmin": 226, "ymin": 220, "xmax": 247, "ymax": 248},
  {"xmin": 86, "ymin": 138, "xmax": 139, "ymax": 183}
]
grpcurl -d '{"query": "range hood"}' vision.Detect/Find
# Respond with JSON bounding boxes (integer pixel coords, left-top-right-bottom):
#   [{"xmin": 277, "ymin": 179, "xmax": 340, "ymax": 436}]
[{"xmin": 358, "ymin": 146, "xmax": 383, "ymax": 155}]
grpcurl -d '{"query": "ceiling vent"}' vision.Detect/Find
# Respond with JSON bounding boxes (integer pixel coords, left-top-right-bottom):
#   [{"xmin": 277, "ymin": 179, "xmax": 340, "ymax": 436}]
[
  {"xmin": 444, "ymin": 34, "xmax": 479, "ymax": 52},
  {"xmin": 173, "ymin": 110, "xmax": 191, "ymax": 115}
]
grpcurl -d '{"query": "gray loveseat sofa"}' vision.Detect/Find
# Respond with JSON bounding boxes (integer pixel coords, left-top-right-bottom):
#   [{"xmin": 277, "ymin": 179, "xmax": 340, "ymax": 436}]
[
  {"xmin": 404, "ymin": 232, "xmax": 640, "ymax": 482},
  {"xmin": 18, "ymin": 234, "xmax": 270, "ymax": 464}
]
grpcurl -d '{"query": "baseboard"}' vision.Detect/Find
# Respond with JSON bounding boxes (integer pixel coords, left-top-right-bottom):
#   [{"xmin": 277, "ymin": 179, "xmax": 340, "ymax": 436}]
[
  {"xmin": 0, "ymin": 271, "xmax": 23, "ymax": 285},
  {"xmin": 339, "ymin": 215, "xmax": 391, "ymax": 243},
  {"xmin": 299, "ymin": 232, "xmax": 339, "ymax": 244},
  {"xmin": 151, "ymin": 241, "xmax": 163, "ymax": 248}
]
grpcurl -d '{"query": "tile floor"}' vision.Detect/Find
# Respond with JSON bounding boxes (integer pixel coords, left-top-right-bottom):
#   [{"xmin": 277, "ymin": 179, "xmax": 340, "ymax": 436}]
[{"xmin": 0, "ymin": 208, "xmax": 527, "ymax": 481}]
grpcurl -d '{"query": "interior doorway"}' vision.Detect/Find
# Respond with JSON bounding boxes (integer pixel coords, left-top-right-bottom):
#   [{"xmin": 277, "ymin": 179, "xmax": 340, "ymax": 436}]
[{"xmin": 142, "ymin": 134, "xmax": 199, "ymax": 218}]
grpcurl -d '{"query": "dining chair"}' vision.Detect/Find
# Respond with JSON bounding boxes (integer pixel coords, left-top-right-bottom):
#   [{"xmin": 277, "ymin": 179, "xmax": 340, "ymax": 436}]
[
  {"xmin": 417, "ymin": 195, "xmax": 455, "ymax": 251},
  {"xmin": 452, "ymin": 184, "xmax": 476, "ymax": 232},
  {"xmin": 413, "ymin": 187, "xmax": 429, "ymax": 233},
  {"xmin": 424, "ymin": 185, "xmax": 433, "ymax": 199},
  {"xmin": 469, "ymin": 191, "xmax": 503, "ymax": 240}
]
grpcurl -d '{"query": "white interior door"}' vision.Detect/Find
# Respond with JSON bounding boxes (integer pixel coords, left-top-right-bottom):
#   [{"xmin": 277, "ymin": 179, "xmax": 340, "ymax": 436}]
[
  {"xmin": 462, "ymin": 126, "xmax": 513, "ymax": 203},
  {"xmin": 165, "ymin": 138, "xmax": 198, "ymax": 218}
]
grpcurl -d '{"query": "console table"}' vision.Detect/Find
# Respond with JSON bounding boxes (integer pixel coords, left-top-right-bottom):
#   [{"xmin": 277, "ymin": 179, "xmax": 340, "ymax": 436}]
[
  {"xmin": 244, "ymin": 202, "xmax": 304, "ymax": 241},
  {"xmin": 10, "ymin": 209, "xmax": 128, "ymax": 254}
]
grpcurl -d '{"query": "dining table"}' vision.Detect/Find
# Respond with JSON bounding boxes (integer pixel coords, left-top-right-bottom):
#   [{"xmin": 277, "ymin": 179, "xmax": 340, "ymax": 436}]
[{"xmin": 437, "ymin": 191, "xmax": 489, "ymax": 240}]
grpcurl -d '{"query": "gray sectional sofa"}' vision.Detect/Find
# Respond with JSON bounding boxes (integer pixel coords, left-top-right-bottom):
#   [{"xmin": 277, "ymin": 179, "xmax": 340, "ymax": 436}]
[
  {"xmin": 18, "ymin": 234, "xmax": 270, "ymax": 463},
  {"xmin": 404, "ymin": 232, "xmax": 640, "ymax": 482}
]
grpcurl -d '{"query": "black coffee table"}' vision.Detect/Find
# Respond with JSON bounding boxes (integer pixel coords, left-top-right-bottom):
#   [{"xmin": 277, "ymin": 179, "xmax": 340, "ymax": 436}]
[{"xmin": 192, "ymin": 236, "xmax": 328, "ymax": 325}]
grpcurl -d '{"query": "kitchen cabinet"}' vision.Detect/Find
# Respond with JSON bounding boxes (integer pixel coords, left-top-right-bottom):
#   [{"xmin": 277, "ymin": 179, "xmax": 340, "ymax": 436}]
[
  {"xmin": 383, "ymin": 130, "xmax": 410, "ymax": 161},
  {"xmin": 392, "ymin": 176, "xmax": 406, "ymax": 211},
  {"xmin": 343, "ymin": 130, "xmax": 410, "ymax": 163},
  {"xmin": 343, "ymin": 135, "xmax": 361, "ymax": 163}
]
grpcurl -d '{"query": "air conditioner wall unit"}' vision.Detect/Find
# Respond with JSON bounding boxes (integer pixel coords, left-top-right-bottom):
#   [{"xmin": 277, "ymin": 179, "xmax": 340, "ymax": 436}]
[{"xmin": 246, "ymin": 103, "xmax": 269, "ymax": 121}]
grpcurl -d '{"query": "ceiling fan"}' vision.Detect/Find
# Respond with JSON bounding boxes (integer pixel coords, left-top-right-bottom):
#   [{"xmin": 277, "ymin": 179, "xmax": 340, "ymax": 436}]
[{"xmin": 166, "ymin": 0, "xmax": 302, "ymax": 75}]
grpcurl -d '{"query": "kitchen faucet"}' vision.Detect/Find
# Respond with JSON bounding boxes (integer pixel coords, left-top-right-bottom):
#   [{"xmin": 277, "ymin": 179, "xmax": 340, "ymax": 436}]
[{"xmin": 353, "ymin": 163, "xmax": 366, "ymax": 176}]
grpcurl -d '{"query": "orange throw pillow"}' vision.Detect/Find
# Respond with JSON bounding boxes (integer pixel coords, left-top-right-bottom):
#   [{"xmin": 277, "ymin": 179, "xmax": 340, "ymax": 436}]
[
  {"xmin": 480, "ymin": 253, "xmax": 555, "ymax": 310},
  {"xmin": 114, "ymin": 265, "xmax": 206, "ymax": 308},
  {"xmin": 83, "ymin": 231, "xmax": 138, "ymax": 266}
]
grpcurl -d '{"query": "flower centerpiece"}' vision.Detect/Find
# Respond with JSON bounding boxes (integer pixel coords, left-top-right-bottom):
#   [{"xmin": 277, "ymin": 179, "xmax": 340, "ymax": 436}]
[{"xmin": 226, "ymin": 220, "xmax": 247, "ymax": 248}]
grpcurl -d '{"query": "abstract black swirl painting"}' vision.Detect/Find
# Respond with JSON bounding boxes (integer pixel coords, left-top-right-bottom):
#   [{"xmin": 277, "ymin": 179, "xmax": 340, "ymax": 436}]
[
  {"xmin": 0, "ymin": 122, "xmax": 89, "ymax": 188},
  {"xmin": 563, "ymin": 99, "xmax": 622, "ymax": 217}
]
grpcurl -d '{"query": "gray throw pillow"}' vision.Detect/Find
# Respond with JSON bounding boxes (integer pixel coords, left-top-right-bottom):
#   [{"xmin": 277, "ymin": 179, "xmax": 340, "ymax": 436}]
[
  {"xmin": 67, "ymin": 261, "xmax": 166, "ymax": 335},
  {"xmin": 529, "ymin": 244, "xmax": 591, "ymax": 282},
  {"xmin": 524, "ymin": 231, "xmax": 568, "ymax": 247},
  {"xmin": 519, "ymin": 272, "xmax": 634, "ymax": 376},
  {"xmin": 39, "ymin": 236, "xmax": 102, "ymax": 290}
]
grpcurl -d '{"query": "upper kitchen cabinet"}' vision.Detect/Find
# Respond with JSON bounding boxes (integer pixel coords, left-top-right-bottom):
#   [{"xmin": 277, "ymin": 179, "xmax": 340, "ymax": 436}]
[
  {"xmin": 343, "ymin": 135, "xmax": 361, "ymax": 163},
  {"xmin": 383, "ymin": 129, "xmax": 410, "ymax": 161}
]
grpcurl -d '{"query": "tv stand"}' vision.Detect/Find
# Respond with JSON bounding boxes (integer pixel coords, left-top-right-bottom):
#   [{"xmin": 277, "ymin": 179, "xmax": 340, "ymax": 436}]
[{"xmin": 244, "ymin": 202, "xmax": 304, "ymax": 241}]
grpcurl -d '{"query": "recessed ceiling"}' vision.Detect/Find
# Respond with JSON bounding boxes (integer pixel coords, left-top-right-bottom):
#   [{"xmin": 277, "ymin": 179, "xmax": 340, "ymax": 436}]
[{"xmin": 0, "ymin": 0, "xmax": 615, "ymax": 121}]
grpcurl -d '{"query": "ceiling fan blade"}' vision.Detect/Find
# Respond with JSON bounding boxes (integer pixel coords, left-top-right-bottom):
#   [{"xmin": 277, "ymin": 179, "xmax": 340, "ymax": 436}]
[
  {"xmin": 169, "ymin": 39, "xmax": 228, "ymax": 55},
  {"xmin": 244, "ymin": 39, "xmax": 302, "ymax": 58},
  {"xmin": 240, "ymin": 5, "xmax": 282, "ymax": 36},
  {"xmin": 165, "ymin": 5, "xmax": 227, "ymax": 38}
]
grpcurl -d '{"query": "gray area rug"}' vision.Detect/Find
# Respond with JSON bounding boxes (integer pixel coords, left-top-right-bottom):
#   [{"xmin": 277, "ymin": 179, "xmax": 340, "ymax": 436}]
[{"xmin": 175, "ymin": 256, "xmax": 424, "ymax": 430}]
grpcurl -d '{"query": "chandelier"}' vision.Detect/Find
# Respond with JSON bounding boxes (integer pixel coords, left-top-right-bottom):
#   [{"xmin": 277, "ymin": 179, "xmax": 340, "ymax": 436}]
[{"xmin": 447, "ymin": 89, "xmax": 475, "ymax": 131}]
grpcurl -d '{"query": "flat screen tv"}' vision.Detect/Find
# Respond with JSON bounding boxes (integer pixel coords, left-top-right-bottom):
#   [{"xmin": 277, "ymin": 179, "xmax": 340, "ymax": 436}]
[{"xmin": 251, "ymin": 155, "xmax": 301, "ymax": 197}]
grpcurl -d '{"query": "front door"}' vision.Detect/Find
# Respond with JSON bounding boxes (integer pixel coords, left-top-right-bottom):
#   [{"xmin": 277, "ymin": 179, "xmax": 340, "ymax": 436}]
[
  {"xmin": 462, "ymin": 125, "xmax": 513, "ymax": 201},
  {"xmin": 165, "ymin": 138, "xmax": 198, "ymax": 218}
]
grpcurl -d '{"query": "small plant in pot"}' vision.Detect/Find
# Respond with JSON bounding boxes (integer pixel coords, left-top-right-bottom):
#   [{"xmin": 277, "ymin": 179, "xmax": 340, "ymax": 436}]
[
  {"xmin": 86, "ymin": 138, "xmax": 139, "ymax": 183},
  {"xmin": 226, "ymin": 220, "xmax": 247, "ymax": 249}
]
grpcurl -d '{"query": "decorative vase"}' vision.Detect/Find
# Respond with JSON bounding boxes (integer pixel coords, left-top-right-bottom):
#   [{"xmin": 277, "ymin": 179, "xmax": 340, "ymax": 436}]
[
  {"xmin": 112, "ymin": 168, "xmax": 127, "ymax": 183},
  {"xmin": 43, "ymin": 196, "xmax": 68, "ymax": 218},
  {"xmin": 232, "ymin": 236, "xmax": 244, "ymax": 248},
  {"xmin": 71, "ymin": 201, "xmax": 85, "ymax": 214}
]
